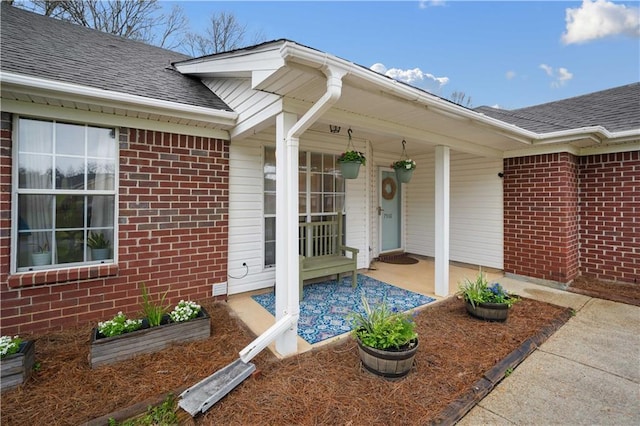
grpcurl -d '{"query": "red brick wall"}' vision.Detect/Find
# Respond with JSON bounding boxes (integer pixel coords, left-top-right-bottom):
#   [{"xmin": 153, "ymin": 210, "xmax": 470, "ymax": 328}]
[
  {"xmin": 579, "ymin": 151, "xmax": 639, "ymax": 283},
  {"xmin": 503, "ymin": 153, "xmax": 580, "ymax": 283},
  {"xmin": 505, "ymin": 150, "xmax": 639, "ymax": 285},
  {"xmin": 0, "ymin": 112, "xmax": 229, "ymax": 335}
]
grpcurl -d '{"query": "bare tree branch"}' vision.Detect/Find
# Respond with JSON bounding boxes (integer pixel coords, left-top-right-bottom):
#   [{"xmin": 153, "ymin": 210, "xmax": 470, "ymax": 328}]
[{"xmin": 19, "ymin": 0, "xmax": 187, "ymax": 49}]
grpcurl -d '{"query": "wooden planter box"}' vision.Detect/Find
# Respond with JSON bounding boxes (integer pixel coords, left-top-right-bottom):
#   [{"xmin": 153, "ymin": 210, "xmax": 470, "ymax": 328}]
[
  {"xmin": 1, "ymin": 340, "xmax": 35, "ymax": 392},
  {"xmin": 89, "ymin": 308, "xmax": 210, "ymax": 368}
]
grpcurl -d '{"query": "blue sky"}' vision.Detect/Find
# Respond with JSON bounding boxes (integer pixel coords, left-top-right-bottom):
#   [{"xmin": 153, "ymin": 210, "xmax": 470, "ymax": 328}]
[{"xmin": 166, "ymin": 1, "xmax": 639, "ymax": 109}]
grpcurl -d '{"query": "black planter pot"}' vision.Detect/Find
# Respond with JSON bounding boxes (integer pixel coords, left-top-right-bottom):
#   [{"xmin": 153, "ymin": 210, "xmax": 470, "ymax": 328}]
[
  {"xmin": 465, "ymin": 300, "xmax": 510, "ymax": 321},
  {"xmin": 356, "ymin": 337, "xmax": 418, "ymax": 380}
]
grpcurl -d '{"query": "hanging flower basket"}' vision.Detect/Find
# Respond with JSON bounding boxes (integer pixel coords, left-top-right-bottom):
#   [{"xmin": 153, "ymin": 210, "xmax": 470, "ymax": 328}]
[
  {"xmin": 391, "ymin": 140, "xmax": 416, "ymax": 184},
  {"xmin": 337, "ymin": 129, "xmax": 365, "ymax": 180},
  {"xmin": 395, "ymin": 168, "xmax": 414, "ymax": 183},
  {"xmin": 339, "ymin": 161, "xmax": 362, "ymax": 179}
]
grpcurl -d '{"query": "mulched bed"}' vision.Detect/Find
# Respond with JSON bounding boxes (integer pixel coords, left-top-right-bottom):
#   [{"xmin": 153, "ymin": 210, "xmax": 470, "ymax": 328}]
[
  {"xmin": 568, "ymin": 276, "xmax": 640, "ymax": 306},
  {"xmin": 1, "ymin": 297, "xmax": 571, "ymax": 426}
]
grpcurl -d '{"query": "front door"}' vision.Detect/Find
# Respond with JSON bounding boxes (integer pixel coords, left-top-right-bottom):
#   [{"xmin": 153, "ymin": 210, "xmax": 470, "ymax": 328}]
[{"xmin": 379, "ymin": 168, "xmax": 401, "ymax": 253}]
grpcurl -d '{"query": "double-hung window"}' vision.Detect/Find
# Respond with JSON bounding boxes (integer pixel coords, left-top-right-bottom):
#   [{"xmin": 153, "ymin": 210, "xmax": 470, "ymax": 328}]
[
  {"xmin": 263, "ymin": 146, "xmax": 345, "ymax": 267},
  {"xmin": 14, "ymin": 117, "xmax": 117, "ymax": 272}
]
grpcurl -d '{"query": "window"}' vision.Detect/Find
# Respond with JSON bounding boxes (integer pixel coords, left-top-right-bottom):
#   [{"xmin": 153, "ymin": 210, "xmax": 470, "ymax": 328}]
[
  {"xmin": 263, "ymin": 147, "xmax": 345, "ymax": 267},
  {"xmin": 14, "ymin": 118, "xmax": 117, "ymax": 272}
]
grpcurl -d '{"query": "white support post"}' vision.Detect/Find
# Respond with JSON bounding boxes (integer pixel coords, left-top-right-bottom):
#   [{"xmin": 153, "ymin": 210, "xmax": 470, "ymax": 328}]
[
  {"xmin": 434, "ymin": 145, "xmax": 450, "ymax": 297},
  {"xmin": 274, "ymin": 111, "xmax": 299, "ymax": 356}
]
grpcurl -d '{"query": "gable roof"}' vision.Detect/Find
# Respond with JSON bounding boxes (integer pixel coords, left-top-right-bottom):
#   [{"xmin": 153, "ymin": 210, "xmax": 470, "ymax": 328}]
[
  {"xmin": 475, "ymin": 83, "xmax": 640, "ymax": 133},
  {"xmin": 0, "ymin": 3, "xmax": 231, "ymax": 112}
]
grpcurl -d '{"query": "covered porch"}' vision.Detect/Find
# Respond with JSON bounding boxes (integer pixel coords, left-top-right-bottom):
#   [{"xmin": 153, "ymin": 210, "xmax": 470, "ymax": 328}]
[{"xmin": 227, "ymin": 257, "xmax": 503, "ymax": 357}]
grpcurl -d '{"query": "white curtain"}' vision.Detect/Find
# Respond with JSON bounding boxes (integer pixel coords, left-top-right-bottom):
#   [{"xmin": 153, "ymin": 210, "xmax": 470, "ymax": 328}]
[{"xmin": 18, "ymin": 119, "xmax": 54, "ymax": 267}]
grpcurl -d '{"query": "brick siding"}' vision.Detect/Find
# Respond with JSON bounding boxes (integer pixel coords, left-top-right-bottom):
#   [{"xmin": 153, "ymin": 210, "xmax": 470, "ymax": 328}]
[
  {"xmin": 503, "ymin": 153, "xmax": 580, "ymax": 283},
  {"xmin": 504, "ymin": 151, "xmax": 639, "ymax": 285},
  {"xmin": 579, "ymin": 151, "xmax": 639, "ymax": 283},
  {"xmin": 0, "ymin": 113, "xmax": 229, "ymax": 335}
]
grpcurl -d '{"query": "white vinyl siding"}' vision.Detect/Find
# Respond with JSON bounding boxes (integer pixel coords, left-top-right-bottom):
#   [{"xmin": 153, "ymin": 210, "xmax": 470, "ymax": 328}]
[
  {"xmin": 404, "ymin": 151, "xmax": 503, "ymax": 269},
  {"xmin": 227, "ymin": 129, "xmax": 369, "ymax": 295}
]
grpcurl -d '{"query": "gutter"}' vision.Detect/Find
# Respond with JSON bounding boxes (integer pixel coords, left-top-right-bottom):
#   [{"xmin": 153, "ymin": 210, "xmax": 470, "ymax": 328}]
[
  {"xmin": 0, "ymin": 71, "xmax": 238, "ymax": 127},
  {"xmin": 278, "ymin": 42, "xmax": 640, "ymax": 147}
]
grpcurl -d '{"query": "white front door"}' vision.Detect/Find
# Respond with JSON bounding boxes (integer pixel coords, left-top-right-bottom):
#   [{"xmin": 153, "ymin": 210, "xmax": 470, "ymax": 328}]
[{"xmin": 379, "ymin": 168, "xmax": 402, "ymax": 253}]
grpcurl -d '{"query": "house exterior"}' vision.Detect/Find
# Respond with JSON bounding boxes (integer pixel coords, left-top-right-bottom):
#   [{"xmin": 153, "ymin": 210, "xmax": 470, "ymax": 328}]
[{"xmin": 1, "ymin": 5, "xmax": 638, "ymax": 355}]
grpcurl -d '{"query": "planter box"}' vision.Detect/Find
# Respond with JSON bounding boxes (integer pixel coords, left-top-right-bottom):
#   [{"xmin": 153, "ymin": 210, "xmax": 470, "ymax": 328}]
[
  {"xmin": 89, "ymin": 308, "xmax": 210, "ymax": 368},
  {"xmin": 1, "ymin": 340, "xmax": 35, "ymax": 392}
]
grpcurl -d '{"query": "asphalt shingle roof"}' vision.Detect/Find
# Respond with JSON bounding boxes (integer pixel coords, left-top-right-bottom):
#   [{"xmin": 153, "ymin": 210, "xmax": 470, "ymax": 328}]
[
  {"xmin": 475, "ymin": 83, "xmax": 640, "ymax": 133},
  {"xmin": 0, "ymin": 3, "xmax": 232, "ymax": 112}
]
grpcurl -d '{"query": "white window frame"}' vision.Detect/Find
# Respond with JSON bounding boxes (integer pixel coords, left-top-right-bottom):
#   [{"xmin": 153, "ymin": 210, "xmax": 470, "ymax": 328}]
[
  {"xmin": 263, "ymin": 146, "xmax": 345, "ymax": 269},
  {"xmin": 11, "ymin": 116, "xmax": 119, "ymax": 274}
]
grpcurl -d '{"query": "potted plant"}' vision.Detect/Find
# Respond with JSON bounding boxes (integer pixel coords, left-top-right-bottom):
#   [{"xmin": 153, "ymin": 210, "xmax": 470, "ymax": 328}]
[
  {"xmin": 458, "ymin": 272, "xmax": 520, "ymax": 321},
  {"xmin": 89, "ymin": 284, "xmax": 210, "ymax": 368},
  {"xmin": 87, "ymin": 232, "xmax": 111, "ymax": 261},
  {"xmin": 337, "ymin": 128, "xmax": 366, "ymax": 179},
  {"xmin": 348, "ymin": 297, "xmax": 418, "ymax": 380},
  {"xmin": 338, "ymin": 150, "xmax": 366, "ymax": 179},
  {"xmin": 31, "ymin": 242, "xmax": 51, "ymax": 266},
  {"xmin": 1, "ymin": 335, "xmax": 35, "ymax": 392},
  {"xmin": 392, "ymin": 158, "xmax": 417, "ymax": 183},
  {"xmin": 392, "ymin": 139, "xmax": 416, "ymax": 183}
]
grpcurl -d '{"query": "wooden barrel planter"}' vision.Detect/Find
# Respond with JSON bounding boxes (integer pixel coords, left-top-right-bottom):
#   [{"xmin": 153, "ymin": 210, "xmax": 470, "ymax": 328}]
[
  {"xmin": 465, "ymin": 300, "xmax": 510, "ymax": 321},
  {"xmin": 356, "ymin": 337, "xmax": 418, "ymax": 380},
  {"xmin": 1, "ymin": 340, "xmax": 35, "ymax": 392},
  {"xmin": 89, "ymin": 308, "xmax": 210, "ymax": 368}
]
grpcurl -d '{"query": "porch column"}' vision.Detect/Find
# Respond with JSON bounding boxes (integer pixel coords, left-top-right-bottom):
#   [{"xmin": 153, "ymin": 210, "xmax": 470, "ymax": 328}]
[
  {"xmin": 434, "ymin": 145, "xmax": 450, "ymax": 297},
  {"xmin": 275, "ymin": 111, "xmax": 299, "ymax": 356}
]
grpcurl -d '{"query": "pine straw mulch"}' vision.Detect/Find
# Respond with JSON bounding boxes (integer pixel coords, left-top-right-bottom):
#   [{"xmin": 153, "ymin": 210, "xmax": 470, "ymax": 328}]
[
  {"xmin": 1, "ymin": 296, "xmax": 572, "ymax": 426},
  {"xmin": 567, "ymin": 275, "xmax": 640, "ymax": 306}
]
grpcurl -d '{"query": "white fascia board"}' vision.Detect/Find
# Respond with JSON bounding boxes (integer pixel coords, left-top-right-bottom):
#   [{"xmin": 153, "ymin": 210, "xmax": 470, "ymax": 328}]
[
  {"xmin": 0, "ymin": 71, "xmax": 238, "ymax": 127},
  {"xmin": 279, "ymin": 43, "xmax": 640, "ymax": 149},
  {"xmin": 2, "ymin": 98, "xmax": 229, "ymax": 139},
  {"xmin": 503, "ymin": 139, "xmax": 640, "ymax": 158}
]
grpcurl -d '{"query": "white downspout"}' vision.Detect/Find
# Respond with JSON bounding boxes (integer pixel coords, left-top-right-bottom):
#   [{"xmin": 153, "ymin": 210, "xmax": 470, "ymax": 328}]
[{"xmin": 240, "ymin": 65, "xmax": 348, "ymax": 361}]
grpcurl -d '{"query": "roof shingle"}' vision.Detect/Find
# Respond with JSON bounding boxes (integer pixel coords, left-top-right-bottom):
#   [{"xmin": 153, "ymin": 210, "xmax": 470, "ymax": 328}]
[
  {"xmin": 0, "ymin": 3, "xmax": 232, "ymax": 112},
  {"xmin": 475, "ymin": 83, "xmax": 640, "ymax": 133}
]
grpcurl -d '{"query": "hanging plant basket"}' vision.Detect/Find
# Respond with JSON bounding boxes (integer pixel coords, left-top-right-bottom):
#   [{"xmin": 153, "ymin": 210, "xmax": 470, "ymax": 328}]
[
  {"xmin": 339, "ymin": 161, "xmax": 362, "ymax": 179},
  {"xmin": 392, "ymin": 139, "xmax": 416, "ymax": 184},
  {"xmin": 395, "ymin": 168, "xmax": 414, "ymax": 183},
  {"xmin": 337, "ymin": 128, "xmax": 365, "ymax": 180}
]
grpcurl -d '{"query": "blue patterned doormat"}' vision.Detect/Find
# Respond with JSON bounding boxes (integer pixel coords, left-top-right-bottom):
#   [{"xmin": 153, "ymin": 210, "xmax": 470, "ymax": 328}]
[{"xmin": 251, "ymin": 275, "xmax": 435, "ymax": 345}]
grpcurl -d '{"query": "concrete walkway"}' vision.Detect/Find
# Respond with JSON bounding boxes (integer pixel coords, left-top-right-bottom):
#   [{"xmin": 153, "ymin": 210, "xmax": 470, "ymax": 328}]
[{"xmin": 458, "ymin": 277, "xmax": 640, "ymax": 425}]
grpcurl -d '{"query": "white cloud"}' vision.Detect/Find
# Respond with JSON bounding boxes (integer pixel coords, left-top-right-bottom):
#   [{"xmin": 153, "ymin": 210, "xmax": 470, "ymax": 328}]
[
  {"xmin": 491, "ymin": 104, "xmax": 501, "ymax": 109},
  {"xmin": 419, "ymin": 0, "xmax": 446, "ymax": 9},
  {"xmin": 370, "ymin": 63, "xmax": 449, "ymax": 93},
  {"xmin": 539, "ymin": 64, "xmax": 574, "ymax": 88},
  {"xmin": 562, "ymin": 0, "xmax": 640, "ymax": 44},
  {"xmin": 505, "ymin": 70, "xmax": 516, "ymax": 80},
  {"xmin": 539, "ymin": 64, "xmax": 553, "ymax": 76}
]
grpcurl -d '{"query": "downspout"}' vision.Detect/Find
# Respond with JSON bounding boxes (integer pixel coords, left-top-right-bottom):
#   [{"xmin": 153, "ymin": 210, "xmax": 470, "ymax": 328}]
[{"xmin": 239, "ymin": 65, "xmax": 347, "ymax": 363}]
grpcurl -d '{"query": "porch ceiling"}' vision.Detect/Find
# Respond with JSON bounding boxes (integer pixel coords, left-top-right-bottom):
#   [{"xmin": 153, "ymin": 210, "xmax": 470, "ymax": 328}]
[{"xmin": 277, "ymin": 68, "xmax": 531, "ymax": 158}]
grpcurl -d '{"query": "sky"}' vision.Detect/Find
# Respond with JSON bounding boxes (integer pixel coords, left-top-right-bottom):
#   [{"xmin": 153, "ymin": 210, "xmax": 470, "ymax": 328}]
[{"xmin": 164, "ymin": 0, "xmax": 640, "ymax": 110}]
